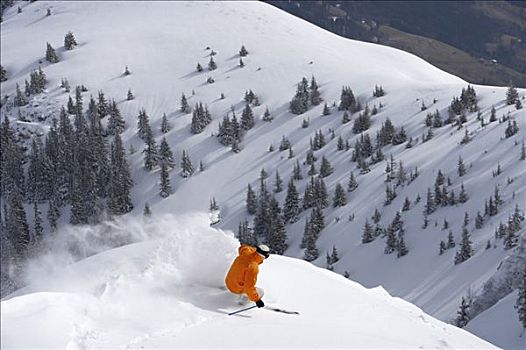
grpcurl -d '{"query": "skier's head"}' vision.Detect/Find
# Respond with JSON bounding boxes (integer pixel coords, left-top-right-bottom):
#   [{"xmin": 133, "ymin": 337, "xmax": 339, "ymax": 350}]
[{"xmin": 256, "ymin": 244, "xmax": 270, "ymax": 259}]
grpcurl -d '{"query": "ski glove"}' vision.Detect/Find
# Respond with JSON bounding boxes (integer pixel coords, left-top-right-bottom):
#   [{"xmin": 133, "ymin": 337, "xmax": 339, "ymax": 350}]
[{"xmin": 256, "ymin": 299, "xmax": 265, "ymax": 308}]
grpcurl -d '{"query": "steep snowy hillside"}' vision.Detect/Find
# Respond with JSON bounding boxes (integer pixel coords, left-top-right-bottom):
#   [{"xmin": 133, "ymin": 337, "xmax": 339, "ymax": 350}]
[
  {"xmin": 0, "ymin": 215, "xmax": 497, "ymax": 349},
  {"xmin": 1, "ymin": 1, "xmax": 525, "ymax": 348}
]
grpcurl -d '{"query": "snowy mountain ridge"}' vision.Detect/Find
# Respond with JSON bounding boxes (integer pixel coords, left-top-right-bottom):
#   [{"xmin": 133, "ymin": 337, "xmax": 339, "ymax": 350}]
[{"xmin": 0, "ymin": 1, "xmax": 525, "ymax": 348}]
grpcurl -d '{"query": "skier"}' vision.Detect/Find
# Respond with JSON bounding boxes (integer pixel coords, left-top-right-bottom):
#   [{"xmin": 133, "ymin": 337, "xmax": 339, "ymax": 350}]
[{"xmin": 225, "ymin": 244, "xmax": 270, "ymax": 308}]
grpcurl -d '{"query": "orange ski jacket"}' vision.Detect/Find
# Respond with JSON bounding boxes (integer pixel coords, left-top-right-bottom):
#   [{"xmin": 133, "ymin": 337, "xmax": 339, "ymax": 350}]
[{"xmin": 225, "ymin": 245, "xmax": 264, "ymax": 301}]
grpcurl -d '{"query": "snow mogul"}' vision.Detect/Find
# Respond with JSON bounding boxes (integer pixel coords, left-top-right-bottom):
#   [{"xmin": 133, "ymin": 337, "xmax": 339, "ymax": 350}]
[{"xmin": 225, "ymin": 244, "xmax": 270, "ymax": 308}]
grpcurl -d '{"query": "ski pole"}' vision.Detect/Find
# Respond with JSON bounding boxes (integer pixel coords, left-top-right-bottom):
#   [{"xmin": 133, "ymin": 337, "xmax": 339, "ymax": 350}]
[{"xmin": 228, "ymin": 305, "xmax": 258, "ymax": 316}]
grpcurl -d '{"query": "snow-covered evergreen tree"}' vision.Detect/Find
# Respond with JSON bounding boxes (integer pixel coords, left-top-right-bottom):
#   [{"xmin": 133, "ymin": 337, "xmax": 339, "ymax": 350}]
[
  {"xmin": 107, "ymin": 100, "xmax": 125, "ymax": 135},
  {"xmin": 208, "ymin": 56, "xmax": 217, "ymax": 71},
  {"xmin": 454, "ymin": 296, "xmax": 471, "ymax": 328},
  {"xmin": 108, "ymin": 133, "xmax": 133, "ymax": 215},
  {"xmin": 333, "ymin": 183, "xmax": 347, "ymax": 207},
  {"xmin": 516, "ymin": 268, "xmax": 526, "ymax": 328},
  {"xmin": 239, "ymin": 45, "xmax": 248, "ymax": 57},
  {"xmin": 454, "ymin": 227, "xmax": 474, "ymax": 264},
  {"xmin": 241, "ymin": 103, "xmax": 255, "ymax": 130},
  {"xmin": 273, "ymin": 170, "xmax": 283, "ymax": 193},
  {"xmin": 290, "ymin": 77, "xmax": 310, "ymax": 115},
  {"xmin": 246, "ymin": 184, "xmax": 257, "ymax": 215},
  {"xmin": 347, "ymin": 171, "xmax": 358, "ymax": 192},
  {"xmin": 45, "ymin": 42, "xmax": 59, "ymax": 63},
  {"xmin": 159, "ymin": 162, "xmax": 173, "ymax": 198},
  {"xmin": 319, "ymin": 156, "xmax": 333, "ymax": 177},
  {"xmin": 506, "ymin": 84, "xmax": 519, "ymax": 105},
  {"xmin": 64, "ymin": 31, "xmax": 77, "ymax": 50},
  {"xmin": 0, "ymin": 65, "xmax": 7, "ymax": 82},
  {"xmin": 180, "ymin": 93, "xmax": 190, "ymax": 113},
  {"xmin": 362, "ymin": 219, "xmax": 374, "ymax": 243},
  {"xmin": 180, "ymin": 150, "xmax": 194, "ymax": 177}
]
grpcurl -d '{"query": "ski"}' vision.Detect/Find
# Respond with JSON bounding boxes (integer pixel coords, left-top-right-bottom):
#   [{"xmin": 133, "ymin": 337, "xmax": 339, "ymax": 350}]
[{"xmin": 266, "ymin": 307, "xmax": 300, "ymax": 315}]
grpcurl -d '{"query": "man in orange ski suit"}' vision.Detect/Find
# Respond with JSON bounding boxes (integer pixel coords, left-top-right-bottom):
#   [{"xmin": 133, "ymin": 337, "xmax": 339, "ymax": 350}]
[{"xmin": 225, "ymin": 244, "xmax": 270, "ymax": 308}]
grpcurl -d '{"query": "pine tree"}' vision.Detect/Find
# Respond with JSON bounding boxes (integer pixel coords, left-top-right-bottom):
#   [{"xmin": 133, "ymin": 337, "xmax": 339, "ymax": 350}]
[
  {"xmin": 268, "ymin": 214, "xmax": 287, "ymax": 255},
  {"xmin": 6, "ymin": 191, "xmax": 30, "ymax": 260},
  {"xmin": 208, "ymin": 56, "xmax": 217, "ymax": 71},
  {"xmin": 303, "ymin": 219, "xmax": 319, "ymax": 262},
  {"xmin": 333, "ymin": 183, "xmax": 347, "ymax": 207},
  {"xmin": 14, "ymin": 83, "xmax": 28, "ymax": 106},
  {"xmin": 45, "ymin": 42, "xmax": 59, "ymax": 63},
  {"xmin": 447, "ymin": 230, "xmax": 456, "ymax": 248},
  {"xmin": 397, "ymin": 229, "xmax": 408, "ymax": 257},
  {"xmin": 454, "ymin": 296, "xmax": 471, "ymax": 328},
  {"xmin": 123, "ymin": 65, "xmax": 131, "ymax": 76},
  {"xmin": 454, "ymin": 227, "xmax": 474, "ymax": 264},
  {"xmin": 64, "ymin": 31, "xmax": 77, "ymax": 50},
  {"xmin": 458, "ymin": 183, "xmax": 469, "ymax": 203},
  {"xmin": 290, "ymin": 77, "xmax": 310, "ymax": 115},
  {"xmin": 307, "ymin": 163, "xmax": 317, "ymax": 177},
  {"xmin": 96, "ymin": 91, "xmax": 108, "ymax": 117},
  {"xmin": 180, "ymin": 150, "xmax": 194, "ymax": 177},
  {"xmin": 238, "ymin": 220, "xmax": 257, "ymax": 246},
  {"xmin": 384, "ymin": 225, "xmax": 397, "ymax": 254},
  {"xmin": 127, "ymin": 89, "xmax": 134, "ymax": 100},
  {"xmin": 292, "ymin": 160, "xmax": 303, "ymax": 180},
  {"xmin": 47, "ymin": 193, "xmax": 60, "ymax": 231},
  {"xmin": 191, "ymin": 103, "xmax": 212, "ymax": 134},
  {"xmin": 322, "ymin": 102, "xmax": 330, "ymax": 115},
  {"xmin": 372, "ymin": 208, "xmax": 381, "ymax": 224},
  {"xmin": 273, "ymin": 171, "xmax": 283, "ymax": 193},
  {"xmin": 239, "ymin": 45, "xmax": 248, "ymax": 57},
  {"xmin": 196, "ymin": 62, "xmax": 203, "ymax": 72},
  {"xmin": 424, "ymin": 187, "xmax": 436, "ymax": 215},
  {"xmin": 310, "ymin": 76, "xmax": 321, "ymax": 106},
  {"xmin": 159, "ymin": 162, "xmax": 173, "ymax": 198},
  {"xmin": 0, "ymin": 65, "xmax": 7, "ymax": 82},
  {"xmin": 246, "ymin": 184, "xmax": 257, "ymax": 215},
  {"xmin": 159, "ymin": 137, "xmax": 175, "ymax": 168},
  {"xmin": 142, "ymin": 124, "xmax": 159, "ymax": 171},
  {"xmin": 506, "ymin": 84, "xmax": 519, "ymax": 105},
  {"xmin": 504, "ymin": 119, "xmax": 519, "ymax": 138},
  {"xmin": 516, "ymin": 268, "xmax": 526, "ymax": 328},
  {"xmin": 402, "ymin": 197, "xmax": 411, "ymax": 211},
  {"xmin": 362, "ymin": 219, "xmax": 374, "ymax": 243},
  {"xmin": 239, "ymin": 103, "xmax": 254, "ymax": 131},
  {"xmin": 319, "ymin": 156, "xmax": 333, "ymax": 177},
  {"xmin": 489, "ymin": 105, "xmax": 497, "ymax": 123},
  {"xmin": 262, "ymin": 107, "xmax": 272, "ymax": 122},
  {"xmin": 326, "ymin": 245, "xmax": 339, "ymax": 266},
  {"xmin": 32, "ymin": 202, "xmax": 43, "ymax": 247},
  {"xmin": 475, "ymin": 211, "xmax": 484, "ymax": 229},
  {"xmin": 283, "ymin": 179, "xmax": 300, "ymax": 223},
  {"xmin": 107, "ymin": 100, "xmax": 125, "ymax": 135},
  {"xmin": 108, "ymin": 133, "xmax": 133, "ymax": 215},
  {"xmin": 180, "ymin": 93, "xmax": 190, "ymax": 113}
]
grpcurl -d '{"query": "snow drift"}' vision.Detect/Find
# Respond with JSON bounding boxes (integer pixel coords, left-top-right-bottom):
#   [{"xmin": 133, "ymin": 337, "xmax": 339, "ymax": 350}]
[{"xmin": 1, "ymin": 214, "xmax": 496, "ymax": 349}]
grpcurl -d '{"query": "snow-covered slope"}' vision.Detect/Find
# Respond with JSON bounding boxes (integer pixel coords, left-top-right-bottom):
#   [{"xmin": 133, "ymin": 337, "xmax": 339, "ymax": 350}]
[
  {"xmin": 466, "ymin": 290, "xmax": 525, "ymax": 350},
  {"xmin": 0, "ymin": 214, "xmax": 496, "ymax": 349},
  {"xmin": 1, "ymin": 1, "xmax": 525, "ymax": 348}
]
